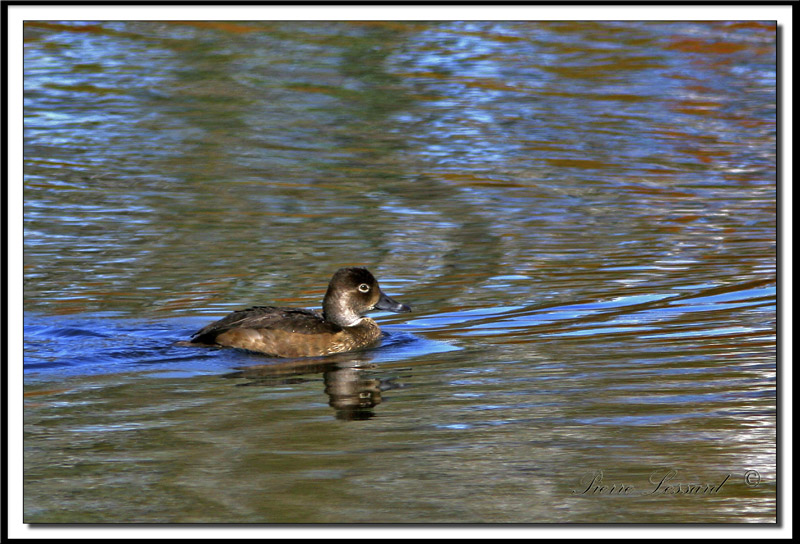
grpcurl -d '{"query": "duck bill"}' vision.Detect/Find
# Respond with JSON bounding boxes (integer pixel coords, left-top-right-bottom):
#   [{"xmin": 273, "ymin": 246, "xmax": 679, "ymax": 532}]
[{"xmin": 374, "ymin": 290, "xmax": 411, "ymax": 313}]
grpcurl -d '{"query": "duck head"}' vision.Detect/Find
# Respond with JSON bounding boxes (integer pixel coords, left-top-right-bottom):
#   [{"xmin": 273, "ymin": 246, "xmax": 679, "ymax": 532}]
[{"xmin": 322, "ymin": 267, "xmax": 411, "ymax": 327}]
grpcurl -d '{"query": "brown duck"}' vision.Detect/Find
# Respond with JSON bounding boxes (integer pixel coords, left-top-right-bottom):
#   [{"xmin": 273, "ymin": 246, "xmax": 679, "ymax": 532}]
[{"xmin": 186, "ymin": 267, "xmax": 411, "ymax": 358}]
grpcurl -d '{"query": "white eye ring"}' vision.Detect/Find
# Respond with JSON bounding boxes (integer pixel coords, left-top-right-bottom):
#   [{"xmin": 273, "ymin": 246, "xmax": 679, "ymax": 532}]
[{"xmin": 358, "ymin": 283, "xmax": 370, "ymax": 293}]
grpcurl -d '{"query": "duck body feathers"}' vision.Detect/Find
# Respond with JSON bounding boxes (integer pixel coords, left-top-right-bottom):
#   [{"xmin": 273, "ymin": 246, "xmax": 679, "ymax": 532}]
[{"xmin": 189, "ymin": 305, "xmax": 380, "ymax": 358}]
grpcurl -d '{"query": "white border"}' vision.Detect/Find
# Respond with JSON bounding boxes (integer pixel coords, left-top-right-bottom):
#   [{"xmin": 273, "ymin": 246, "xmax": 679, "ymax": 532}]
[
  {"xmin": 7, "ymin": 3, "xmax": 792, "ymax": 540},
  {"xmin": 2, "ymin": 4, "xmax": 798, "ymax": 21}
]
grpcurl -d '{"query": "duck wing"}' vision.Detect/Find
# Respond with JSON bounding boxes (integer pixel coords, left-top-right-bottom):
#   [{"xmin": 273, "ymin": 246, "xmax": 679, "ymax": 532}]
[{"xmin": 190, "ymin": 306, "xmax": 338, "ymax": 344}]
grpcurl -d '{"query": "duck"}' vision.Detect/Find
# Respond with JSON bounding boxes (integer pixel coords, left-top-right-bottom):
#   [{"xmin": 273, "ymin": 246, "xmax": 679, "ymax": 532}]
[{"xmin": 186, "ymin": 267, "xmax": 411, "ymax": 358}]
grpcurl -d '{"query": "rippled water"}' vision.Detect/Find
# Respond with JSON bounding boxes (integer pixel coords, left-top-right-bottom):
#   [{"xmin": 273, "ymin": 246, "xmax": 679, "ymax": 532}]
[{"xmin": 22, "ymin": 20, "xmax": 776, "ymax": 523}]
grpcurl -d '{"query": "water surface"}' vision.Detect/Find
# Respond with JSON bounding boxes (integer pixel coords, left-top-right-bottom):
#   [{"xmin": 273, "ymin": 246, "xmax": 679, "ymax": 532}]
[{"xmin": 23, "ymin": 20, "xmax": 777, "ymax": 523}]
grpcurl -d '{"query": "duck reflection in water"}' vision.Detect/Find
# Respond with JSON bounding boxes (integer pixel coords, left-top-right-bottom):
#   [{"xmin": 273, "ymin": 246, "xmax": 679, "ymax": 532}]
[{"xmin": 223, "ymin": 351, "xmax": 403, "ymax": 420}]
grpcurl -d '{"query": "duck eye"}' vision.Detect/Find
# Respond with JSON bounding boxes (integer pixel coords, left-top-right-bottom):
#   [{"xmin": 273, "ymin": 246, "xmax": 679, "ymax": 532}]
[{"xmin": 358, "ymin": 283, "xmax": 370, "ymax": 293}]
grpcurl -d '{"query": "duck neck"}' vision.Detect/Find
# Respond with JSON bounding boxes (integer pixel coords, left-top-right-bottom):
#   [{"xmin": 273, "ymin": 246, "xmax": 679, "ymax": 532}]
[{"xmin": 323, "ymin": 292, "xmax": 362, "ymax": 328}]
